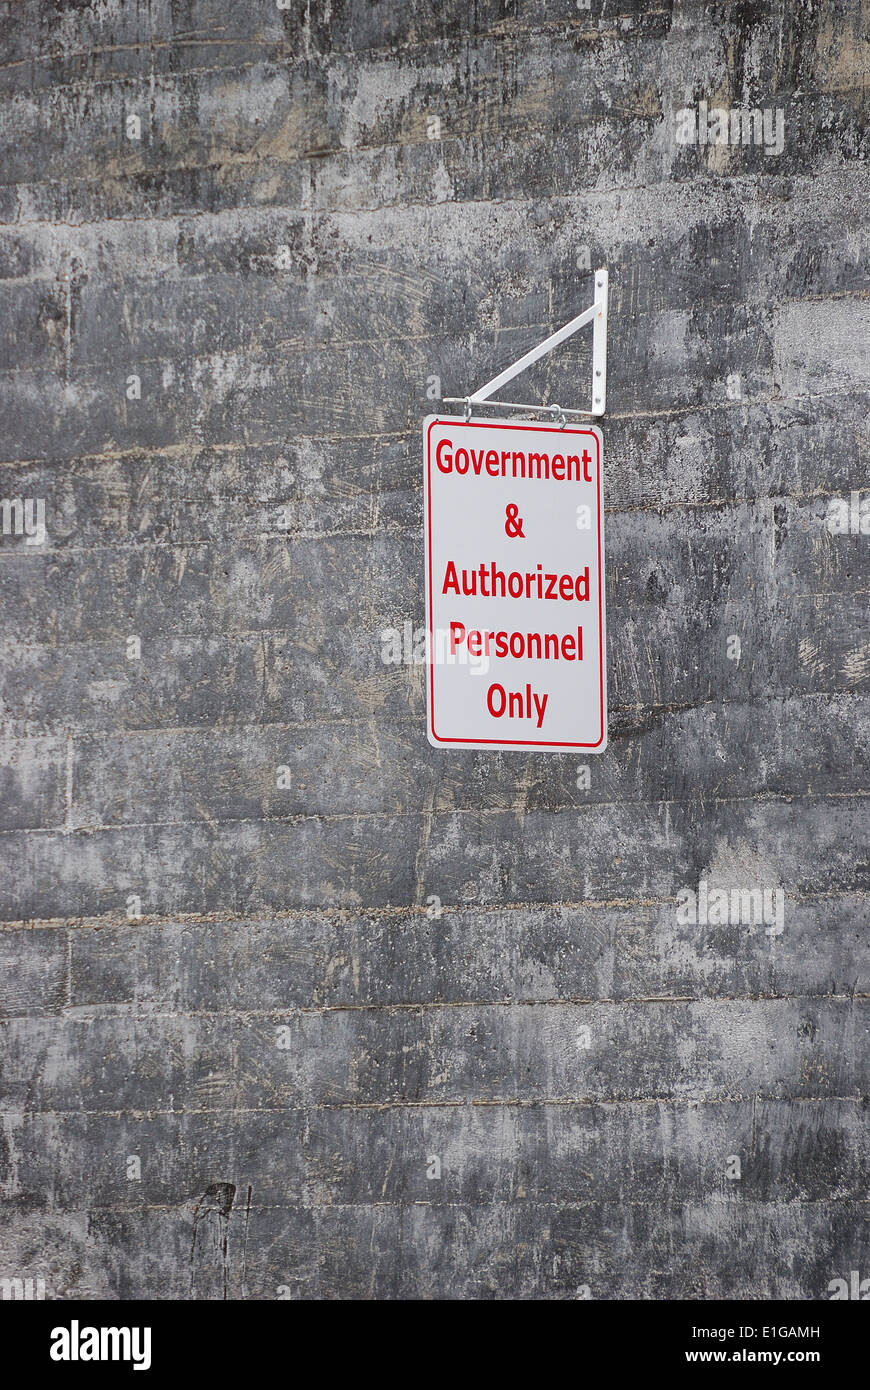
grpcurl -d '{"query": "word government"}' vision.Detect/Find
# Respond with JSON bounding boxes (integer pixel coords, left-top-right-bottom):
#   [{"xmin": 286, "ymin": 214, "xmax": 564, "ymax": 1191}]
[{"xmin": 435, "ymin": 436, "xmax": 594, "ymax": 483}]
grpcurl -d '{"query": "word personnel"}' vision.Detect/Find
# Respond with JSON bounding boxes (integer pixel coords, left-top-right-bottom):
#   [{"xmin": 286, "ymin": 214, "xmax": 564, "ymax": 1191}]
[{"xmin": 424, "ymin": 416, "xmax": 607, "ymax": 752}]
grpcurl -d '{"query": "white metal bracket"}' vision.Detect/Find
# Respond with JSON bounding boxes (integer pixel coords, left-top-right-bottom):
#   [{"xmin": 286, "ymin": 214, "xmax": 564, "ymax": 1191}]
[{"xmin": 444, "ymin": 268, "xmax": 608, "ymax": 422}]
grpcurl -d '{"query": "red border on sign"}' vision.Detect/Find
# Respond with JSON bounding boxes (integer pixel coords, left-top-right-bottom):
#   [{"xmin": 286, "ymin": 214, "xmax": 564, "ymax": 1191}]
[{"xmin": 425, "ymin": 417, "xmax": 606, "ymax": 749}]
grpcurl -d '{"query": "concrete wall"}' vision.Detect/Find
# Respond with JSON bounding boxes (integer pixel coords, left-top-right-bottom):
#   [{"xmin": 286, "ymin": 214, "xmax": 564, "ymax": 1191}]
[{"xmin": 0, "ymin": 0, "xmax": 868, "ymax": 1299}]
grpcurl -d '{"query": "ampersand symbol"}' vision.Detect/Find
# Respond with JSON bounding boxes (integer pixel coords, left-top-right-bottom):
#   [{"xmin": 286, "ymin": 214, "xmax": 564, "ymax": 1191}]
[{"xmin": 505, "ymin": 503, "xmax": 525, "ymax": 538}]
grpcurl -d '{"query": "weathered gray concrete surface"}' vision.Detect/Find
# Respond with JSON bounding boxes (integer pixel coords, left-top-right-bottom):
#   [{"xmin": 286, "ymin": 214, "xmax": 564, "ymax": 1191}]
[{"xmin": 0, "ymin": 0, "xmax": 868, "ymax": 1299}]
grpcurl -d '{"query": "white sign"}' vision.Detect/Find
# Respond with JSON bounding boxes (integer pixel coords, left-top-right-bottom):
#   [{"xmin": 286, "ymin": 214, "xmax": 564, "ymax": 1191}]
[{"xmin": 424, "ymin": 415, "xmax": 607, "ymax": 753}]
